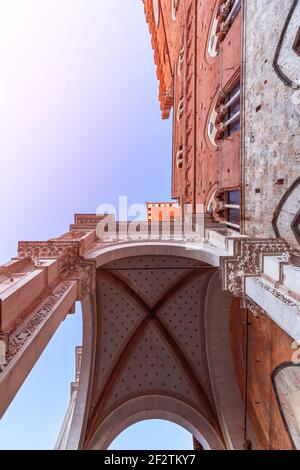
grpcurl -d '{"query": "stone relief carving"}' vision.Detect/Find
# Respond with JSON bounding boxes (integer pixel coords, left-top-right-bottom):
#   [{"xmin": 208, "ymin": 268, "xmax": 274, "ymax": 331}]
[
  {"xmin": 246, "ymin": 297, "xmax": 266, "ymax": 318},
  {"xmin": 17, "ymin": 240, "xmax": 96, "ymax": 298},
  {"xmin": 211, "ymin": 188, "xmax": 227, "ymax": 224},
  {"xmin": 221, "ymin": 238, "xmax": 290, "ymax": 297},
  {"xmin": 18, "ymin": 240, "xmax": 80, "ymax": 263},
  {"xmin": 0, "ymin": 233, "xmax": 97, "ymax": 373},
  {"xmin": 69, "ymin": 260, "xmax": 96, "ymax": 301},
  {"xmin": 253, "ymin": 278, "xmax": 300, "ymax": 315},
  {"xmin": 0, "ymin": 282, "xmax": 72, "ymax": 371},
  {"xmin": 0, "ymin": 267, "xmax": 14, "ymax": 281},
  {"xmin": 74, "ymin": 215, "xmax": 106, "ymax": 226}
]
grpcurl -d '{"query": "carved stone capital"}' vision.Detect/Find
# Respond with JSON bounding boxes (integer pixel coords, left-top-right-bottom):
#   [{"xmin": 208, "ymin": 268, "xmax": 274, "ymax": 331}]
[
  {"xmin": 221, "ymin": 238, "xmax": 290, "ymax": 297},
  {"xmin": 69, "ymin": 259, "xmax": 96, "ymax": 301},
  {"xmin": 18, "ymin": 240, "xmax": 82, "ymax": 280},
  {"xmin": 17, "ymin": 241, "xmax": 96, "ymax": 300},
  {"xmin": 73, "ymin": 214, "xmax": 107, "ymax": 228},
  {"xmin": 18, "ymin": 240, "xmax": 80, "ymax": 261}
]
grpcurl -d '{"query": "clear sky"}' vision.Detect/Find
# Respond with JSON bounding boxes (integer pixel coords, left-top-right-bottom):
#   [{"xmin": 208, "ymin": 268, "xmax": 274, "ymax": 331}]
[{"xmin": 0, "ymin": 0, "xmax": 192, "ymax": 449}]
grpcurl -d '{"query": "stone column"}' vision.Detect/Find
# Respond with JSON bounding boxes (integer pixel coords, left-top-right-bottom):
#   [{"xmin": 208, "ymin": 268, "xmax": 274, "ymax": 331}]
[{"xmin": 0, "ymin": 215, "xmax": 101, "ymax": 417}]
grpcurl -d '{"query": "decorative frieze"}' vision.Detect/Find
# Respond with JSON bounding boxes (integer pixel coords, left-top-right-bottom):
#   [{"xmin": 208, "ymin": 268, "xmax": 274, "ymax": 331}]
[
  {"xmin": 74, "ymin": 214, "xmax": 107, "ymax": 227},
  {"xmin": 0, "ymin": 219, "xmax": 99, "ymax": 418},
  {"xmin": 221, "ymin": 238, "xmax": 290, "ymax": 297},
  {"xmin": 0, "ymin": 267, "xmax": 14, "ymax": 281},
  {"xmin": 253, "ymin": 278, "xmax": 300, "ymax": 316},
  {"xmin": 0, "ymin": 282, "xmax": 73, "ymax": 371},
  {"xmin": 245, "ymin": 296, "xmax": 266, "ymax": 318},
  {"xmin": 18, "ymin": 241, "xmax": 80, "ymax": 279},
  {"xmin": 18, "ymin": 240, "xmax": 80, "ymax": 261},
  {"xmin": 17, "ymin": 240, "xmax": 96, "ymax": 299},
  {"xmin": 69, "ymin": 260, "xmax": 96, "ymax": 301}
]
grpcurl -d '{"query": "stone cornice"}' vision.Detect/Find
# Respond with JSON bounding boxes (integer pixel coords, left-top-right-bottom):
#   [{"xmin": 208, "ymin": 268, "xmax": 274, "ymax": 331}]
[
  {"xmin": 221, "ymin": 238, "xmax": 290, "ymax": 297},
  {"xmin": 69, "ymin": 259, "xmax": 96, "ymax": 301},
  {"xmin": 17, "ymin": 239, "xmax": 96, "ymax": 300},
  {"xmin": 144, "ymin": 0, "xmax": 174, "ymax": 119},
  {"xmin": 18, "ymin": 240, "xmax": 80, "ymax": 263}
]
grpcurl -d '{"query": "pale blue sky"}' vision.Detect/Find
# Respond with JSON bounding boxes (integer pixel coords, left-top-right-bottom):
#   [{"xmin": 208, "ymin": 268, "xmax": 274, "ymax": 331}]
[{"xmin": 0, "ymin": 0, "xmax": 192, "ymax": 449}]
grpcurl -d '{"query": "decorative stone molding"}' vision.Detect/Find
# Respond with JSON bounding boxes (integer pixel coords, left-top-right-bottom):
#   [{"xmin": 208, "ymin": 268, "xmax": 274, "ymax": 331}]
[
  {"xmin": 0, "ymin": 282, "xmax": 73, "ymax": 370},
  {"xmin": 70, "ymin": 346, "xmax": 82, "ymax": 394},
  {"xmin": 253, "ymin": 278, "xmax": 300, "ymax": 316},
  {"xmin": 17, "ymin": 240, "xmax": 96, "ymax": 299},
  {"xmin": 73, "ymin": 214, "xmax": 107, "ymax": 227},
  {"xmin": 18, "ymin": 240, "xmax": 81, "ymax": 279},
  {"xmin": 0, "ymin": 218, "xmax": 99, "ymax": 417},
  {"xmin": 219, "ymin": 0, "xmax": 231, "ymax": 19},
  {"xmin": 0, "ymin": 266, "xmax": 14, "ymax": 281},
  {"xmin": 245, "ymin": 296, "xmax": 266, "ymax": 318},
  {"xmin": 69, "ymin": 260, "xmax": 96, "ymax": 301},
  {"xmin": 207, "ymin": 0, "xmax": 240, "ymax": 59},
  {"xmin": 280, "ymin": 251, "xmax": 292, "ymax": 263},
  {"xmin": 161, "ymin": 85, "xmax": 174, "ymax": 120},
  {"xmin": 210, "ymin": 188, "xmax": 226, "ymax": 224},
  {"xmin": 143, "ymin": 0, "xmax": 174, "ymax": 120},
  {"xmin": 221, "ymin": 238, "xmax": 290, "ymax": 297},
  {"xmin": 177, "ymin": 44, "xmax": 184, "ymax": 76},
  {"xmin": 18, "ymin": 240, "xmax": 80, "ymax": 260}
]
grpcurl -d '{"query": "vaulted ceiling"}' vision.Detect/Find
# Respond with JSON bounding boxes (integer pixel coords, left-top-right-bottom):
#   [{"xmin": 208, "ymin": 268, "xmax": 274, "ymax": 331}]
[{"xmin": 84, "ymin": 254, "xmax": 224, "ymax": 446}]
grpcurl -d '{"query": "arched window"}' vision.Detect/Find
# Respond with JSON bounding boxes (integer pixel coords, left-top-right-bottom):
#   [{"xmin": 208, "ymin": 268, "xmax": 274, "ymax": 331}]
[
  {"xmin": 177, "ymin": 96, "xmax": 184, "ymax": 121},
  {"xmin": 209, "ymin": 81, "xmax": 241, "ymax": 143},
  {"xmin": 177, "ymin": 44, "xmax": 184, "ymax": 76},
  {"xmin": 207, "ymin": 0, "xmax": 241, "ymax": 58},
  {"xmin": 176, "ymin": 144, "xmax": 184, "ymax": 169},
  {"xmin": 171, "ymin": 0, "xmax": 180, "ymax": 21},
  {"xmin": 208, "ymin": 15, "xmax": 220, "ymax": 58},
  {"xmin": 153, "ymin": 0, "xmax": 160, "ymax": 26},
  {"xmin": 210, "ymin": 188, "xmax": 241, "ymax": 231},
  {"xmin": 222, "ymin": 82, "xmax": 241, "ymax": 137},
  {"xmin": 219, "ymin": 0, "xmax": 241, "ymax": 34},
  {"xmin": 207, "ymin": 98, "xmax": 220, "ymax": 147}
]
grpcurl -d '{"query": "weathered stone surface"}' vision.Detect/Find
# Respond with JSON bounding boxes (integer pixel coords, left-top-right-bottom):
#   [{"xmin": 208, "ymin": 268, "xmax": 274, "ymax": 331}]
[{"xmin": 243, "ymin": 0, "xmax": 300, "ymax": 239}]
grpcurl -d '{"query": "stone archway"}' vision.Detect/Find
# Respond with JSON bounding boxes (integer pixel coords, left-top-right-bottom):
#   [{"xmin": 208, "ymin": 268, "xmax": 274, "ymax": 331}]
[
  {"xmin": 88, "ymin": 395, "xmax": 224, "ymax": 450},
  {"xmin": 61, "ymin": 241, "xmax": 248, "ymax": 450}
]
